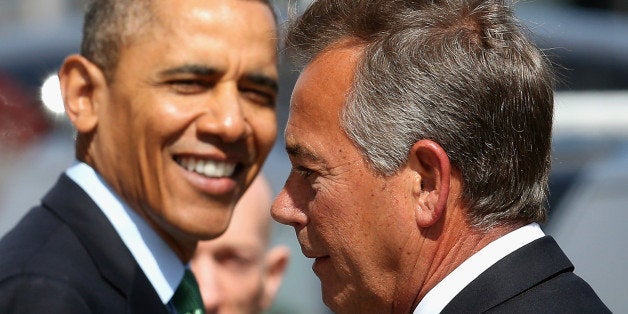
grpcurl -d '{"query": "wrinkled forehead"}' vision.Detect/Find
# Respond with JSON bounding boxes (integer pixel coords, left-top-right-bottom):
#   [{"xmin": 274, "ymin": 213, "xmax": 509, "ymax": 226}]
[{"xmin": 287, "ymin": 41, "xmax": 363, "ymax": 131}]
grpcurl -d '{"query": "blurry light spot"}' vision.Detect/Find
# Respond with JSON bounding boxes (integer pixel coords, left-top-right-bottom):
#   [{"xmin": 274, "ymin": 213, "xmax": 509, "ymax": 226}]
[{"xmin": 41, "ymin": 74, "xmax": 65, "ymax": 114}]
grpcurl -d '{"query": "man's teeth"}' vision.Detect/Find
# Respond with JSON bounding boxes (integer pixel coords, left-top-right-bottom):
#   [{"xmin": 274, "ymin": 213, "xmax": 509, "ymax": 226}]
[{"xmin": 176, "ymin": 157, "xmax": 236, "ymax": 178}]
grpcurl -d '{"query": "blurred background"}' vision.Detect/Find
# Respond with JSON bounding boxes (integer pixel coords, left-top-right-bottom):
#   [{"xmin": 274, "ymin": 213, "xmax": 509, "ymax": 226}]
[{"xmin": 1, "ymin": 0, "xmax": 627, "ymax": 313}]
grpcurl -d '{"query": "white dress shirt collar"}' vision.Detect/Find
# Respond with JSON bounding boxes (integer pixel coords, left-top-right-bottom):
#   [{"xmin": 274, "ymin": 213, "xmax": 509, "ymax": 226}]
[
  {"xmin": 65, "ymin": 162, "xmax": 184, "ymax": 304},
  {"xmin": 414, "ymin": 223, "xmax": 545, "ymax": 314}
]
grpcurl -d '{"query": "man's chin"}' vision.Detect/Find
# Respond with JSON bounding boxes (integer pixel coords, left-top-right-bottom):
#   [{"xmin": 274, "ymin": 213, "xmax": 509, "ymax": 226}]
[
  {"xmin": 195, "ymin": 229, "xmax": 227, "ymax": 241},
  {"xmin": 185, "ymin": 219, "xmax": 231, "ymax": 240}
]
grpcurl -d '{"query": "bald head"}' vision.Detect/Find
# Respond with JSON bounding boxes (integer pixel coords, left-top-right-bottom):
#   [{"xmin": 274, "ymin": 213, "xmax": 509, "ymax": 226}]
[
  {"xmin": 231, "ymin": 174, "xmax": 274, "ymax": 247},
  {"xmin": 191, "ymin": 174, "xmax": 289, "ymax": 313}
]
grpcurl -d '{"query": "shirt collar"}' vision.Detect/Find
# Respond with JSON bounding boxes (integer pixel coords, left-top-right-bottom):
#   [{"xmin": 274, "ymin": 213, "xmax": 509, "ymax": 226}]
[
  {"xmin": 65, "ymin": 162, "xmax": 185, "ymax": 304},
  {"xmin": 414, "ymin": 223, "xmax": 545, "ymax": 314}
]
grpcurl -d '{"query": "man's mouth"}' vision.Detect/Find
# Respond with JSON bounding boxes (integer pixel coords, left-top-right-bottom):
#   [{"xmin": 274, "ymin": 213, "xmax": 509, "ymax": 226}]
[{"xmin": 174, "ymin": 156, "xmax": 237, "ymax": 178}]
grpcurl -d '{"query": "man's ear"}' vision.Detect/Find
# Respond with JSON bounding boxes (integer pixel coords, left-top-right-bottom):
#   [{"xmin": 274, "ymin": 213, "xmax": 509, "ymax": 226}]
[
  {"xmin": 58, "ymin": 54, "xmax": 108, "ymax": 133},
  {"xmin": 408, "ymin": 139, "xmax": 451, "ymax": 228},
  {"xmin": 260, "ymin": 246, "xmax": 290, "ymax": 310}
]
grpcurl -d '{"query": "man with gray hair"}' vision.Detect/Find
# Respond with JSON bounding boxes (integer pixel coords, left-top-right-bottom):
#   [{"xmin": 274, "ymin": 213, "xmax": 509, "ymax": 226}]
[{"xmin": 271, "ymin": 0, "xmax": 610, "ymax": 313}]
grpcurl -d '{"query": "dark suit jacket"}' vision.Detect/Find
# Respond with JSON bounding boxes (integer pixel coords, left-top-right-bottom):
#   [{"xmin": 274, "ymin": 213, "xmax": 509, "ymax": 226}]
[
  {"xmin": 441, "ymin": 236, "xmax": 610, "ymax": 313},
  {"xmin": 0, "ymin": 174, "xmax": 169, "ymax": 313}
]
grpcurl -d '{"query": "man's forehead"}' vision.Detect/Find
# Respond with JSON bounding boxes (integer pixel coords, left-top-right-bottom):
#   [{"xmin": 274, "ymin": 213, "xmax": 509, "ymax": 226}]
[
  {"xmin": 287, "ymin": 42, "xmax": 363, "ymax": 125},
  {"xmin": 200, "ymin": 239, "xmax": 264, "ymax": 255},
  {"xmin": 283, "ymin": 100, "xmax": 340, "ymax": 168}
]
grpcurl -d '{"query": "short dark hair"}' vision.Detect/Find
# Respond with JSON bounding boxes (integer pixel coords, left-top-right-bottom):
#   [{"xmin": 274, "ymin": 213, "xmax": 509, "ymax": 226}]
[
  {"xmin": 80, "ymin": 0, "xmax": 152, "ymax": 81},
  {"xmin": 80, "ymin": 0, "xmax": 275, "ymax": 81},
  {"xmin": 286, "ymin": 0, "xmax": 555, "ymax": 230}
]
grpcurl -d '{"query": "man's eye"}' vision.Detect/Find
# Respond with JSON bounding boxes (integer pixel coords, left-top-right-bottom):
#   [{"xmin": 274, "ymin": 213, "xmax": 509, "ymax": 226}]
[
  {"xmin": 167, "ymin": 79, "xmax": 210, "ymax": 94},
  {"xmin": 215, "ymin": 251, "xmax": 256, "ymax": 271},
  {"xmin": 294, "ymin": 166, "xmax": 316, "ymax": 178},
  {"xmin": 240, "ymin": 87, "xmax": 276, "ymax": 107}
]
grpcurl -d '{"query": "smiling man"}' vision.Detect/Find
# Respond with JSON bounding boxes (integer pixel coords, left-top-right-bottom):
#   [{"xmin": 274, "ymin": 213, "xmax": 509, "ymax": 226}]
[
  {"xmin": 272, "ymin": 0, "xmax": 610, "ymax": 313},
  {"xmin": 0, "ymin": 0, "xmax": 278, "ymax": 313}
]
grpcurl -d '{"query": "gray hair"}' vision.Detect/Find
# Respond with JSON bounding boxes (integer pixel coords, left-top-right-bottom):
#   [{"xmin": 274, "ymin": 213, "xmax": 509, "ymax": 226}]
[{"xmin": 286, "ymin": 0, "xmax": 554, "ymax": 230}]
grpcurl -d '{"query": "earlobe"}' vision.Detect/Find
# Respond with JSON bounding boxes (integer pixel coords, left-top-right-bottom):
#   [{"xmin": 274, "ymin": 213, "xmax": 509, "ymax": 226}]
[
  {"xmin": 409, "ymin": 139, "xmax": 451, "ymax": 228},
  {"xmin": 59, "ymin": 54, "xmax": 108, "ymax": 133}
]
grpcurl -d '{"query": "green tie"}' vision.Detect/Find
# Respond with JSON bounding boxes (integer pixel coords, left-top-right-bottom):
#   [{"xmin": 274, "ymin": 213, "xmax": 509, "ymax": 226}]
[{"xmin": 172, "ymin": 269, "xmax": 205, "ymax": 314}]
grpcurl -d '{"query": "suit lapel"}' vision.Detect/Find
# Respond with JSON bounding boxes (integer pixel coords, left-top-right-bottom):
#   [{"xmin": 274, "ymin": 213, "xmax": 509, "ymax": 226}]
[
  {"xmin": 42, "ymin": 174, "xmax": 168, "ymax": 313},
  {"xmin": 128, "ymin": 265, "xmax": 171, "ymax": 313},
  {"xmin": 441, "ymin": 236, "xmax": 574, "ymax": 313}
]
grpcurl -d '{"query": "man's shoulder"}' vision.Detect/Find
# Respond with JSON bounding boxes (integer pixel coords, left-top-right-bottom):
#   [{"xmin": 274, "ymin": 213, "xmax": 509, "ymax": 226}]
[
  {"xmin": 0, "ymin": 205, "xmax": 98, "ymax": 282},
  {"xmin": 488, "ymin": 270, "xmax": 611, "ymax": 313},
  {"xmin": 0, "ymin": 205, "xmax": 133, "ymax": 312},
  {"xmin": 443, "ymin": 236, "xmax": 610, "ymax": 313},
  {"xmin": 489, "ymin": 235, "xmax": 610, "ymax": 312},
  {"xmin": 0, "ymin": 205, "xmax": 104, "ymax": 310},
  {"xmin": 0, "ymin": 175, "xmax": 169, "ymax": 313}
]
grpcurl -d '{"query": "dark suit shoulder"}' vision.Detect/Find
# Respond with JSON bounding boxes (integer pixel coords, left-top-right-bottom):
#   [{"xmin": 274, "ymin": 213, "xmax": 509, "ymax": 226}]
[
  {"xmin": 442, "ymin": 236, "xmax": 610, "ymax": 313},
  {"xmin": 0, "ymin": 206, "xmax": 125, "ymax": 312},
  {"xmin": 488, "ymin": 271, "xmax": 611, "ymax": 313},
  {"xmin": 0, "ymin": 273, "xmax": 91, "ymax": 313},
  {"xmin": 0, "ymin": 175, "xmax": 169, "ymax": 313},
  {"xmin": 0, "ymin": 206, "xmax": 98, "ymax": 280}
]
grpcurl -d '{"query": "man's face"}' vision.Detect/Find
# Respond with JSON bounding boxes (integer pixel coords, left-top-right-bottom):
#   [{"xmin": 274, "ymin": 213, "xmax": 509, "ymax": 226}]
[
  {"xmin": 271, "ymin": 44, "xmax": 420, "ymax": 313},
  {"xmin": 90, "ymin": 0, "xmax": 277, "ymax": 254},
  {"xmin": 190, "ymin": 177, "xmax": 274, "ymax": 314}
]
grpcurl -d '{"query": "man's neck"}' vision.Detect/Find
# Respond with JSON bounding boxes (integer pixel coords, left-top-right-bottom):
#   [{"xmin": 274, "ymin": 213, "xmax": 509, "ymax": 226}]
[{"xmin": 412, "ymin": 212, "xmax": 521, "ymax": 310}]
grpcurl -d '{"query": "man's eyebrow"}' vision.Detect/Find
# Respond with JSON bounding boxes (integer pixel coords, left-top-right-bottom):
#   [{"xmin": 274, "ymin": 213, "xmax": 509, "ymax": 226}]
[
  {"xmin": 158, "ymin": 65, "xmax": 278, "ymax": 92},
  {"xmin": 242, "ymin": 73, "xmax": 279, "ymax": 94},
  {"xmin": 159, "ymin": 64, "xmax": 219, "ymax": 77},
  {"xmin": 286, "ymin": 143, "xmax": 323, "ymax": 163}
]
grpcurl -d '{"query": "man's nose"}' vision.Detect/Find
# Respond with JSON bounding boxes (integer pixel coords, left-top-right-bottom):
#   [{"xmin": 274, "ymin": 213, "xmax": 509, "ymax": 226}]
[
  {"xmin": 271, "ymin": 187, "xmax": 308, "ymax": 228},
  {"xmin": 196, "ymin": 84, "xmax": 250, "ymax": 143},
  {"xmin": 195, "ymin": 262, "xmax": 223, "ymax": 312}
]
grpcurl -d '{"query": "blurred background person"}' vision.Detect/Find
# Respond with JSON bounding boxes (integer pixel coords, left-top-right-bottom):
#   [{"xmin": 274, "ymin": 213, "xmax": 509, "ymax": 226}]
[{"xmin": 191, "ymin": 174, "xmax": 289, "ymax": 314}]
